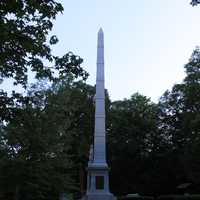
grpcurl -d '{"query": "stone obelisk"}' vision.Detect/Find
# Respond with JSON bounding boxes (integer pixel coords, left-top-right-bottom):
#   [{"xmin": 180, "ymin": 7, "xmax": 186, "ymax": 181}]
[{"xmin": 84, "ymin": 28, "xmax": 115, "ymax": 200}]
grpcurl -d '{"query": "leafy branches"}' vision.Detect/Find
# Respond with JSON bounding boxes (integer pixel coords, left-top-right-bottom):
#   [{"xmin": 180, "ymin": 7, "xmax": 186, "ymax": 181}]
[
  {"xmin": 0, "ymin": 0, "xmax": 88, "ymax": 88},
  {"xmin": 191, "ymin": 0, "xmax": 200, "ymax": 6}
]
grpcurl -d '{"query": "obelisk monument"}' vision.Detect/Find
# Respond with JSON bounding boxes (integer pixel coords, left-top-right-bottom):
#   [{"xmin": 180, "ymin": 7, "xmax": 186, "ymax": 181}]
[{"xmin": 84, "ymin": 28, "xmax": 115, "ymax": 200}]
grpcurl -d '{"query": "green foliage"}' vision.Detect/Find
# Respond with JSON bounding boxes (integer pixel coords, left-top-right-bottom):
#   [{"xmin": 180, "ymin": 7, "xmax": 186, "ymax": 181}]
[
  {"xmin": 1, "ymin": 53, "xmax": 200, "ymax": 197},
  {"xmin": 107, "ymin": 93, "xmax": 163, "ymax": 195},
  {"xmin": 106, "ymin": 47, "xmax": 200, "ymax": 195},
  {"xmin": 1, "ymin": 1, "xmax": 200, "ymax": 198},
  {"xmin": 158, "ymin": 195, "xmax": 200, "ymax": 200},
  {"xmin": 0, "ymin": 78, "xmax": 95, "ymax": 199},
  {"xmin": 159, "ymin": 47, "xmax": 200, "ymax": 189},
  {"xmin": 0, "ymin": 0, "xmax": 88, "ymax": 87},
  {"xmin": 0, "ymin": 0, "xmax": 88, "ymax": 123},
  {"xmin": 191, "ymin": 0, "xmax": 200, "ymax": 6}
]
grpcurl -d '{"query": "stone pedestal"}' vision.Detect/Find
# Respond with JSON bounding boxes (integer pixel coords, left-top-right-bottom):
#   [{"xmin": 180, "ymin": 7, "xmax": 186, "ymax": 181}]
[
  {"xmin": 85, "ymin": 163, "xmax": 116, "ymax": 200},
  {"xmin": 85, "ymin": 193, "xmax": 116, "ymax": 200}
]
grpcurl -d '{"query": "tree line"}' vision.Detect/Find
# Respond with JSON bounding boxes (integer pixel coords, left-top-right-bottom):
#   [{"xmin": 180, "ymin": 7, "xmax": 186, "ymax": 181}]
[{"xmin": 0, "ymin": 0, "xmax": 200, "ymax": 200}]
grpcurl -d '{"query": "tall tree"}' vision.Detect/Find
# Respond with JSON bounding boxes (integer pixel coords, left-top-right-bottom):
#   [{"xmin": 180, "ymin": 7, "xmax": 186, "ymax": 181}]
[
  {"xmin": 107, "ymin": 93, "xmax": 163, "ymax": 195},
  {"xmin": 191, "ymin": 0, "xmax": 200, "ymax": 6},
  {"xmin": 159, "ymin": 47, "xmax": 200, "ymax": 190},
  {"xmin": 0, "ymin": 0, "xmax": 88, "ymax": 86},
  {"xmin": 0, "ymin": 0, "xmax": 88, "ymax": 122},
  {"xmin": 0, "ymin": 78, "xmax": 96, "ymax": 200}
]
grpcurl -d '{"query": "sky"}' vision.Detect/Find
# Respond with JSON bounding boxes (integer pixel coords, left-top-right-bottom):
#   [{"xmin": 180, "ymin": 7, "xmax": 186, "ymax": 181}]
[
  {"xmin": 50, "ymin": 0, "xmax": 200, "ymax": 102},
  {"xmin": 2, "ymin": 0, "xmax": 200, "ymax": 102}
]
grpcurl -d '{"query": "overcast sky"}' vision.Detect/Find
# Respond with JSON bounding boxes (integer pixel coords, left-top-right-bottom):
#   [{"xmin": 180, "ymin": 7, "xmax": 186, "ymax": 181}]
[{"xmin": 2, "ymin": 0, "xmax": 200, "ymax": 102}]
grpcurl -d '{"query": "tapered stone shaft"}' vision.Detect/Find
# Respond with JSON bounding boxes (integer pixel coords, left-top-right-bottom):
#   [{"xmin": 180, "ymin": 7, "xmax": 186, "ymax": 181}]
[{"xmin": 93, "ymin": 28, "xmax": 106, "ymax": 164}]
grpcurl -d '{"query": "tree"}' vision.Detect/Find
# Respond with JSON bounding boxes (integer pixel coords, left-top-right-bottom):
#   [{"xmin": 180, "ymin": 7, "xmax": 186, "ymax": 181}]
[
  {"xmin": 0, "ymin": 2, "xmax": 90, "ymax": 197},
  {"xmin": 0, "ymin": 0, "xmax": 88, "ymax": 122},
  {"xmin": 107, "ymin": 93, "xmax": 163, "ymax": 195},
  {"xmin": 191, "ymin": 0, "xmax": 200, "ymax": 6},
  {"xmin": 0, "ymin": 78, "xmax": 96, "ymax": 200},
  {"xmin": 0, "ymin": 0, "xmax": 88, "ymax": 86},
  {"xmin": 158, "ymin": 47, "xmax": 200, "ymax": 191}
]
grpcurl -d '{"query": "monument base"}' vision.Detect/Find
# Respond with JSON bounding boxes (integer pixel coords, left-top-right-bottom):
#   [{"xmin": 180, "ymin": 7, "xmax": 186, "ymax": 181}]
[{"xmin": 84, "ymin": 192, "xmax": 116, "ymax": 200}]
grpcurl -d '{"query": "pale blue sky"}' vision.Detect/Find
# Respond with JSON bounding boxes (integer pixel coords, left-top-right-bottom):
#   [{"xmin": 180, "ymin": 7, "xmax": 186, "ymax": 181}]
[
  {"xmin": 50, "ymin": 0, "xmax": 200, "ymax": 102},
  {"xmin": 2, "ymin": 0, "xmax": 200, "ymax": 102}
]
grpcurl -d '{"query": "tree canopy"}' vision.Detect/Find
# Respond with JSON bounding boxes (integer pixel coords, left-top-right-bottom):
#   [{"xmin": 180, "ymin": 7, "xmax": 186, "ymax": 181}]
[
  {"xmin": 191, "ymin": 0, "xmax": 200, "ymax": 6},
  {"xmin": 1, "ymin": 1, "xmax": 200, "ymax": 199},
  {"xmin": 158, "ymin": 47, "xmax": 200, "ymax": 188},
  {"xmin": 0, "ymin": 79, "xmax": 95, "ymax": 200},
  {"xmin": 0, "ymin": 0, "xmax": 88, "ymax": 122},
  {"xmin": 0, "ymin": 0, "xmax": 88, "ymax": 87}
]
